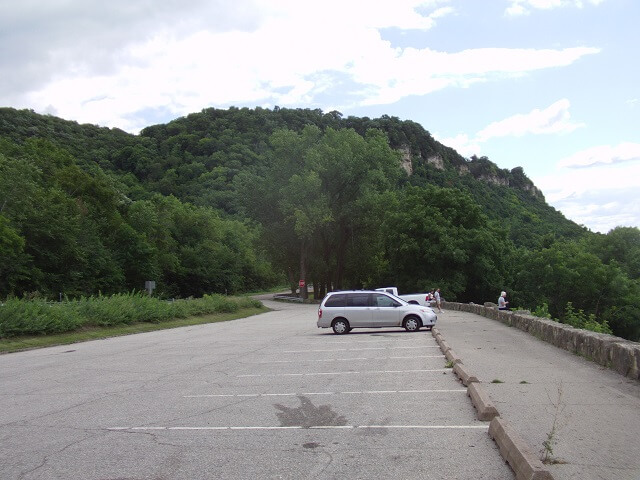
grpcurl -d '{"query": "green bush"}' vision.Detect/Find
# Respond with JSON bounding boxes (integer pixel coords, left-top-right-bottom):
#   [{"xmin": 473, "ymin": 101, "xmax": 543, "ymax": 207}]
[
  {"xmin": 0, "ymin": 299, "xmax": 84, "ymax": 337},
  {"xmin": 72, "ymin": 292, "xmax": 174, "ymax": 326},
  {"xmin": 532, "ymin": 302, "xmax": 552, "ymax": 319},
  {"xmin": 560, "ymin": 302, "xmax": 612, "ymax": 335},
  {"xmin": 0, "ymin": 292, "xmax": 263, "ymax": 338}
]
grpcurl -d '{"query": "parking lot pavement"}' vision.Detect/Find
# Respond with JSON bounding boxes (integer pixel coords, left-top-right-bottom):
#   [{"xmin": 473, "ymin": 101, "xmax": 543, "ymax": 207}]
[
  {"xmin": 0, "ymin": 301, "xmax": 514, "ymax": 479},
  {"xmin": 435, "ymin": 308, "xmax": 640, "ymax": 480}
]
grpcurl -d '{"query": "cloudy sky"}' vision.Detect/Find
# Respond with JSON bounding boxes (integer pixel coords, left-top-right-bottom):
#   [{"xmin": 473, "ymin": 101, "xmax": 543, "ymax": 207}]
[{"xmin": 2, "ymin": 0, "xmax": 638, "ymax": 233}]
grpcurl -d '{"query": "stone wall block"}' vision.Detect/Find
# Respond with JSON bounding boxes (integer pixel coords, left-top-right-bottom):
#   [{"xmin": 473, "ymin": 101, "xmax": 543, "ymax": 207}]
[{"xmin": 610, "ymin": 342, "xmax": 640, "ymax": 380}]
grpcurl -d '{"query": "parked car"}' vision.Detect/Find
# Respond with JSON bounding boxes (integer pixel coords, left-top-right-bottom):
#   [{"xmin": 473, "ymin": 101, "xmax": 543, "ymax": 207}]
[
  {"xmin": 375, "ymin": 287, "xmax": 432, "ymax": 307},
  {"xmin": 317, "ymin": 290, "xmax": 437, "ymax": 334}
]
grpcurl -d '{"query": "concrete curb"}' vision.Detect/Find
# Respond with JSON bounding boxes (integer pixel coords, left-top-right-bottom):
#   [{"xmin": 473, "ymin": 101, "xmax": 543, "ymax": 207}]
[
  {"xmin": 489, "ymin": 417, "xmax": 555, "ymax": 480},
  {"xmin": 434, "ymin": 327, "xmax": 554, "ymax": 480},
  {"xmin": 439, "ymin": 339, "xmax": 451, "ymax": 353},
  {"xmin": 445, "ymin": 348, "xmax": 462, "ymax": 364},
  {"xmin": 467, "ymin": 382, "xmax": 499, "ymax": 421},
  {"xmin": 453, "ymin": 362, "xmax": 478, "ymax": 386}
]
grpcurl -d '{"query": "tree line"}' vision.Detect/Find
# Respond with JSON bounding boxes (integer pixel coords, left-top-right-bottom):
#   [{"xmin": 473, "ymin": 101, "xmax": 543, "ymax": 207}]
[{"xmin": 0, "ymin": 107, "xmax": 639, "ymax": 341}]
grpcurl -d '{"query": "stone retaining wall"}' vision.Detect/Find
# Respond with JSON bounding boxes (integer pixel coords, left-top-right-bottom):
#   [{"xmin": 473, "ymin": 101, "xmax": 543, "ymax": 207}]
[{"xmin": 445, "ymin": 302, "xmax": 640, "ymax": 381}]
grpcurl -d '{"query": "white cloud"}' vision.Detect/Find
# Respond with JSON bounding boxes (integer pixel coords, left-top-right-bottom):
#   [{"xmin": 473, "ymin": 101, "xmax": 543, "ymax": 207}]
[
  {"xmin": 477, "ymin": 99, "xmax": 584, "ymax": 141},
  {"xmin": 557, "ymin": 142, "xmax": 640, "ymax": 168},
  {"xmin": 4, "ymin": 0, "xmax": 458, "ymax": 130},
  {"xmin": 434, "ymin": 133, "xmax": 482, "ymax": 157},
  {"xmin": 351, "ymin": 46, "xmax": 598, "ymax": 109},
  {"xmin": 542, "ymin": 186, "xmax": 640, "ymax": 234},
  {"xmin": 2, "ymin": 1, "xmax": 600, "ymax": 132},
  {"xmin": 505, "ymin": 0, "xmax": 606, "ymax": 16},
  {"xmin": 533, "ymin": 146, "xmax": 640, "ymax": 232},
  {"xmin": 437, "ymin": 99, "xmax": 584, "ymax": 157}
]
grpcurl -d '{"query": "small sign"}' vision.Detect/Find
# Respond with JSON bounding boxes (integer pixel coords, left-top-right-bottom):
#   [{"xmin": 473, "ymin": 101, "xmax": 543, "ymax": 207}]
[
  {"xmin": 299, "ymin": 280, "xmax": 305, "ymax": 288},
  {"xmin": 145, "ymin": 281, "xmax": 156, "ymax": 294}
]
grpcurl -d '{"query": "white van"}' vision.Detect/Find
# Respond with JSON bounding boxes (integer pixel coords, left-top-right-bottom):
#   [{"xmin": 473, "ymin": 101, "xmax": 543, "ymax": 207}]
[{"xmin": 317, "ymin": 290, "xmax": 437, "ymax": 334}]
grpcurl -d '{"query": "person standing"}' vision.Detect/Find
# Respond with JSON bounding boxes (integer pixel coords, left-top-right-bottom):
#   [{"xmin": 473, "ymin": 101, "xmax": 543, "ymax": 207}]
[
  {"xmin": 434, "ymin": 288, "xmax": 443, "ymax": 313},
  {"xmin": 498, "ymin": 291, "xmax": 509, "ymax": 310}
]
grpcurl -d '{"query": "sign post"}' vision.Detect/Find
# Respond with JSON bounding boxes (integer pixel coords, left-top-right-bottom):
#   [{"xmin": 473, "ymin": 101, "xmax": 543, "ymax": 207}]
[{"xmin": 299, "ymin": 279, "xmax": 307, "ymax": 300}]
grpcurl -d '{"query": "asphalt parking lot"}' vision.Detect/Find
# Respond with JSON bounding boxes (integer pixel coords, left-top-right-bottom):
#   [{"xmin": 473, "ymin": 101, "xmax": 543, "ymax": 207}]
[{"xmin": 0, "ymin": 299, "xmax": 514, "ymax": 479}]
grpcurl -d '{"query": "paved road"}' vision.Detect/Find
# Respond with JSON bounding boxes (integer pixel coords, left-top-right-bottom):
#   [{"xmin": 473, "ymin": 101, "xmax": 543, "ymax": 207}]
[
  {"xmin": 0, "ymin": 299, "xmax": 514, "ymax": 479},
  {"xmin": 436, "ymin": 308, "xmax": 640, "ymax": 480}
]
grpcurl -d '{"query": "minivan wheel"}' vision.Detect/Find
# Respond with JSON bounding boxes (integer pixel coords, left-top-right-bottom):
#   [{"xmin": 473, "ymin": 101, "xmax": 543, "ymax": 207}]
[
  {"xmin": 403, "ymin": 316, "xmax": 421, "ymax": 332},
  {"xmin": 332, "ymin": 319, "xmax": 350, "ymax": 335}
]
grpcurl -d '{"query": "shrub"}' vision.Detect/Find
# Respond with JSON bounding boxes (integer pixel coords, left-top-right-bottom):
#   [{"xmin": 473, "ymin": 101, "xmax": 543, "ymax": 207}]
[
  {"xmin": 532, "ymin": 302, "xmax": 552, "ymax": 319},
  {"xmin": 0, "ymin": 292, "xmax": 263, "ymax": 338},
  {"xmin": 0, "ymin": 299, "xmax": 84, "ymax": 337},
  {"xmin": 72, "ymin": 292, "xmax": 173, "ymax": 326},
  {"xmin": 560, "ymin": 302, "xmax": 612, "ymax": 335}
]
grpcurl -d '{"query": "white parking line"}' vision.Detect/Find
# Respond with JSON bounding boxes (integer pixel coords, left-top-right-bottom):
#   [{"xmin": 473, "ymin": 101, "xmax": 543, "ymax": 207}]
[
  {"xmin": 108, "ymin": 425, "xmax": 488, "ymax": 431},
  {"xmin": 257, "ymin": 355, "xmax": 445, "ymax": 364},
  {"xmin": 238, "ymin": 369, "xmax": 447, "ymax": 377},
  {"xmin": 184, "ymin": 389, "xmax": 466, "ymax": 398},
  {"xmin": 281, "ymin": 346, "xmax": 439, "ymax": 353},
  {"xmin": 319, "ymin": 339, "xmax": 432, "ymax": 344}
]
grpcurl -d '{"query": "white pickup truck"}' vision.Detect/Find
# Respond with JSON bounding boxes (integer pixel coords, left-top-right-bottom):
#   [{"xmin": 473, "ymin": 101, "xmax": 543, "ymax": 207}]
[{"xmin": 375, "ymin": 287, "xmax": 433, "ymax": 307}]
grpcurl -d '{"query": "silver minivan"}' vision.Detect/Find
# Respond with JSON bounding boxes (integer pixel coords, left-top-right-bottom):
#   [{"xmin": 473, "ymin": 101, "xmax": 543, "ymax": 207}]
[{"xmin": 317, "ymin": 290, "xmax": 437, "ymax": 334}]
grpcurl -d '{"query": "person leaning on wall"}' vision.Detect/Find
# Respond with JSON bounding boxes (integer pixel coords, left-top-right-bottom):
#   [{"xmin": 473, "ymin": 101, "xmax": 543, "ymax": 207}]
[{"xmin": 498, "ymin": 291, "xmax": 510, "ymax": 310}]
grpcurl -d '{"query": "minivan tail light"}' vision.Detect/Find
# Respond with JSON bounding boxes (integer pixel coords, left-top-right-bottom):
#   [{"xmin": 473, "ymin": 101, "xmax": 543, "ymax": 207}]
[{"xmin": 318, "ymin": 308, "xmax": 322, "ymax": 318}]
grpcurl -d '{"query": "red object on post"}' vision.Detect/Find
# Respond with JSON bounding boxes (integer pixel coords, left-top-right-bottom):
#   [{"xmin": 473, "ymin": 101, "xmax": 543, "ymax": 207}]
[{"xmin": 299, "ymin": 280, "xmax": 305, "ymax": 288}]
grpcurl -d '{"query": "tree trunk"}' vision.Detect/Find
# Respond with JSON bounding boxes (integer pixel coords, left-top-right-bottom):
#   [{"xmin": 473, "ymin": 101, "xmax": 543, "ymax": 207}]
[
  {"xmin": 335, "ymin": 223, "xmax": 349, "ymax": 290},
  {"xmin": 299, "ymin": 240, "xmax": 308, "ymax": 299},
  {"xmin": 287, "ymin": 267, "xmax": 296, "ymax": 294}
]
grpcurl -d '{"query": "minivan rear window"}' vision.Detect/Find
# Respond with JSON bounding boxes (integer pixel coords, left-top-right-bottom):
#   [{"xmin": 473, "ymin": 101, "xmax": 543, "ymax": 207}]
[
  {"xmin": 347, "ymin": 293, "xmax": 370, "ymax": 307},
  {"xmin": 324, "ymin": 294, "xmax": 346, "ymax": 307}
]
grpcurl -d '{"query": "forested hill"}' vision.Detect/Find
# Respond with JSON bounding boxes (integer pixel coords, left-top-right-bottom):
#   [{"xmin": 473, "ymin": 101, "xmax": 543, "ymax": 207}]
[
  {"xmin": 1, "ymin": 106, "xmax": 639, "ymax": 341},
  {"xmin": 1, "ymin": 107, "xmax": 583, "ymax": 245},
  {"xmin": 142, "ymin": 107, "xmax": 588, "ymax": 246}
]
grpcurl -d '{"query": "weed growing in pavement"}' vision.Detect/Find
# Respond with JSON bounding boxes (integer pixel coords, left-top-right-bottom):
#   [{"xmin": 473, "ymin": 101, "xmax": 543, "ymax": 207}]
[
  {"xmin": 445, "ymin": 360, "xmax": 455, "ymax": 368},
  {"xmin": 491, "ymin": 379, "xmax": 504, "ymax": 383},
  {"xmin": 520, "ymin": 380, "xmax": 529, "ymax": 384},
  {"xmin": 540, "ymin": 382, "xmax": 568, "ymax": 465}
]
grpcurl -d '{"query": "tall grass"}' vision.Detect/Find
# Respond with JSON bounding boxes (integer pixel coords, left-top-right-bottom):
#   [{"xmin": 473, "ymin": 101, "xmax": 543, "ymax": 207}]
[
  {"xmin": 0, "ymin": 293, "xmax": 262, "ymax": 338},
  {"xmin": 0, "ymin": 299, "xmax": 84, "ymax": 337}
]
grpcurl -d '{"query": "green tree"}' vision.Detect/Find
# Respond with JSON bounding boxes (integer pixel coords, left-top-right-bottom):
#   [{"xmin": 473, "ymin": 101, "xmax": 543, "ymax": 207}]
[
  {"xmin": 382, "ymin": 185, "xmax": 510, "ymax": 301},
  {"xmin": 512, "ymin": 240, "xmax": 640, "ymax": 340},
  {"xmin": 588, "ymin": 226, "xmax": 640, "ymax": 280},
  {"xmin": 240, "ymin": 126, "xmax": 403, "ymax": 296},
  {"xmin": 0, "ymin": 215, "xmax": 28, "ymax": 295}
]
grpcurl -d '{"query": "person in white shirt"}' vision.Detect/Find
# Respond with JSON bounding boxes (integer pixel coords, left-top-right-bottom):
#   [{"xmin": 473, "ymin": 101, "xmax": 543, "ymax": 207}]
[
  {"xmin": 434, "ymin": 288, "xmax": 443, "ymax": 313},
  {"xmin": 498, "ymin": 291, "xmax": 509, "ymax": 310}
]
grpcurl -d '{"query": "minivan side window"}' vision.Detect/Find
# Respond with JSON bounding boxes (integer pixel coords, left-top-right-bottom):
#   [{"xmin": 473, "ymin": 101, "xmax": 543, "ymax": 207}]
[
  {"xmin": 324, "ymin": 294, "xmax": 346, "ymax": 307},
  {"xmin": 373, "ymin": 293, "xmax": 399, "ymax": 308},
  {"xmin": 347, "ymin": 293, "xmax": 370, "ymax": 307}
]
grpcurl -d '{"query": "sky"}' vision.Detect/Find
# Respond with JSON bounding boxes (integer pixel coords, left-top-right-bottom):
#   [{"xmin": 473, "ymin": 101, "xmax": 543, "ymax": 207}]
[{"xmin": 1, "ymin": 0, "xmax": 639, "ymax": 234}]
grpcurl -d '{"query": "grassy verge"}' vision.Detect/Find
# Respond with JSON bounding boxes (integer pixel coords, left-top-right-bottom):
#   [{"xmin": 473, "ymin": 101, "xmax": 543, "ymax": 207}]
[{"xmin": 0, "ymin": 305, "xmax": 268, "ymax": 354}]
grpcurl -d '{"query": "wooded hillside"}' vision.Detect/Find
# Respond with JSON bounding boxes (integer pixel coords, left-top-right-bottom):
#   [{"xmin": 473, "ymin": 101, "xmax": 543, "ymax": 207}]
[{"xmin": 1, "ymin": 106, "xmax": 639, "ymax": 341}]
